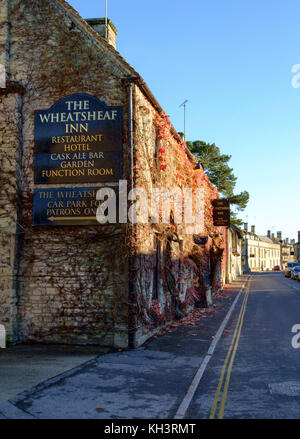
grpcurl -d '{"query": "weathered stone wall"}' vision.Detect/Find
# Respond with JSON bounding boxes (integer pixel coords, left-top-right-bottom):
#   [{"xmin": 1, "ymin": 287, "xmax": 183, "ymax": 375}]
[
  {"xmin": 17, "ymin": 228, "xmax": 129, "ymax": 346},
  {"xmin": 0, "ymin": 0, "xmax": 133, "ymax": 346},
  {"xmin": 0, "ymin": 0, "xmax": 9, "ymax": 79},
  {"xmin": 0, "ymin": 90, "xmax": 22, "ymax": 341},
  {"xmin": 129, "ymin": 86, "xmax": 226, "ymax": 345},
  {"xmin": 0, "ymin": 0, "xmax": 227, "ymax": 348}
]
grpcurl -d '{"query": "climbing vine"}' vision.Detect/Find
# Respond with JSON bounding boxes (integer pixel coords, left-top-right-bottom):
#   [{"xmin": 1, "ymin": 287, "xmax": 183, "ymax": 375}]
[{"xmin": 0, "ymin": 0, "xmax": 227, "ymax": 345}]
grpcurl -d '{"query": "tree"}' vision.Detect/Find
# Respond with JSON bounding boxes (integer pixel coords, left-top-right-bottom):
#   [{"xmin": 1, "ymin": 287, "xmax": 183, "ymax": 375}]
[{"xmin": 186, "ymin": 140, "xmax": 249, "ymax": 227}]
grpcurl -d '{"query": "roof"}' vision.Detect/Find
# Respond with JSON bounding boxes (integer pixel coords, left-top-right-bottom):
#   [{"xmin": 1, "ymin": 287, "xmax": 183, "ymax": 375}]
[
  {"xmin": 54, "ymin": 0, "xmax": 188, "ymax": 147},
  {"xmin": 258, "ymin": 236, "xmax": 280, "ymax": 245}
]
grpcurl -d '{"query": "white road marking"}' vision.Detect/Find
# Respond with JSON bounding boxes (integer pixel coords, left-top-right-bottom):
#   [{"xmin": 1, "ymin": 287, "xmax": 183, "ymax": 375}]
[{"xmin": 173, "ymin": 276, "xmax": 250, "ymax": 419}]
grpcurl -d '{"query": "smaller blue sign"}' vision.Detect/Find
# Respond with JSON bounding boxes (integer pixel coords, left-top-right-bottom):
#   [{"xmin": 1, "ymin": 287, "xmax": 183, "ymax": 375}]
[{"xmin": 32, "ymin": 186, "xmax": 116, "ymax": 226}]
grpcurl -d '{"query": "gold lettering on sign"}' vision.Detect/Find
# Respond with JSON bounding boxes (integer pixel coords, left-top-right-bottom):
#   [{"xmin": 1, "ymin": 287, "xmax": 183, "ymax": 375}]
[
  {"xmin": 36, "ymin": 97, "xmax": 121, "ymax": 184},
  {"xmin": 64, "ymin": 144, "xmax": 91, "ymax": 152},
  {"xmin": 87, "ymin": 168, "xmax": 113, "ymax": 176},
  {"xmin": 41, "ymin": 169, "xmax": 85, "ymax": 178},
  {"xmin": 39, "ymin": 96, "xmax": 118, "ymax": 137},
  {"xmin": 38, "ymin": 191, "xmax": 54, "ymax": 199},
  {"xmin": 51, "ymin": 135, "xmax": 103, "ymax": 144},
  {"xmin": 65, "ymin": 123, "xmax": 89, "ymax": 134}
]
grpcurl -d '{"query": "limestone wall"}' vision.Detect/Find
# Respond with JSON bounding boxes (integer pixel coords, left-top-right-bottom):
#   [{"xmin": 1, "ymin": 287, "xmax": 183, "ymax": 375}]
[
  {"xmin": 129, "ymin": 86, "xmax": 225, "ymax": 345},
  {"xmin": 0, "ymin": 90, "xmax": 22, "ymax": 341},
  {"xmin": 0, "ymin": 0, "xmax": 227, "ymax": 348},
  {"xmin": 0, "ymin": 0, "xmax": 132, "ymax": 346}
]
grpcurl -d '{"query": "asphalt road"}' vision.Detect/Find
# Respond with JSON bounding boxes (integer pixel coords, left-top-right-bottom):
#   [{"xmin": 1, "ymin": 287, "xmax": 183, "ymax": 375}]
[
  {"xmin": 2, "ymin": 272, "xmax": 300, "ymax": 420},
  {"xmin": 187, "ymin": 271, "xmax": 300, "ymax": 419},
  {"xmin": 0, "ymin": 276, "xmax": 245, "ymax": 419}
]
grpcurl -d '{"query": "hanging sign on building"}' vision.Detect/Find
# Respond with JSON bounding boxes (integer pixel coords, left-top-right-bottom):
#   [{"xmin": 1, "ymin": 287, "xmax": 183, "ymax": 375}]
[
  {"xmin": 212, "ymin": 198, "xmax": 230, "ymax": 227},
  {"xmin": 34, "ymin": 93, "xmax": 123, "ymax": 184},
  {"xmin": 193, "ymin": 235, "xmax": 208, "ymax": 246},
  {"xmin": 32, "ymin": 186, "xmax": 118, "ymax": 226}
]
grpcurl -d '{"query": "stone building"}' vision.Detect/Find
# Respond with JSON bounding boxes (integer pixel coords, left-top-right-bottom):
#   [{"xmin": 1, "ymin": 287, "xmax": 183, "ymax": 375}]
[
  {"xmin": 274, "ymin": 231, "xmax": 296, "ymax": 267},
  {"xmin": 280, "ymin": 238, "xmax": 296, "ymax": 267},
  {"xmin": 0, "ymin": 0, "xmax": 227, "ymax": 348},
  {"xmin": 294, "ymin": 231, "xmax": 300, "ymax": 263},
  {"xmin": 242, "ymin": 225, "xmax": 280, "ymax": 273},
  {"xmin": 225, "ymin": 224, "xmax": 242, "ymax": 283}
]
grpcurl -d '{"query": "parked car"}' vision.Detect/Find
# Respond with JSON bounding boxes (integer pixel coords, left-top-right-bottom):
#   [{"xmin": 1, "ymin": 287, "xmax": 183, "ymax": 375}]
[
  {"xmin": 273, "ymin": 265, "xmax": 281, "ymax": 271},
  {"xmin": 285, "ymin": 262, "xmax": 300, "ymax": 277},
  {"xmin": 290, "ymin": 266, "xmax": 300, "ymax": 280}
]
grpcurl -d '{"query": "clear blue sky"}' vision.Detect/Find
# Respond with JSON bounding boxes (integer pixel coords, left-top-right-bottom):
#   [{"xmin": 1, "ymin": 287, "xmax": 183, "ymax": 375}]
[{"xmin": 68, "ymin": 0, "xmax": 300, "ymax": 241}]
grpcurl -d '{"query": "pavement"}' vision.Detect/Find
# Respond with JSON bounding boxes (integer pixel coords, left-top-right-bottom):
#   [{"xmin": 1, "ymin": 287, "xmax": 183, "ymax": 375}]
[
  {"xmin": 0, "ymin": 275, "xmax": 247, "ymax": 419},
  {"xmin": 0, "ymin": 344, "xmax": 111, "ymax": 405}
]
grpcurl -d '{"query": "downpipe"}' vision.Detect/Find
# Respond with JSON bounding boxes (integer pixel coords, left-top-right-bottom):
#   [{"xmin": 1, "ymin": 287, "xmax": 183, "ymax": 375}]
[{"xmin": 125, "ymin": 78, "xmax": 138, "ymax": 349}]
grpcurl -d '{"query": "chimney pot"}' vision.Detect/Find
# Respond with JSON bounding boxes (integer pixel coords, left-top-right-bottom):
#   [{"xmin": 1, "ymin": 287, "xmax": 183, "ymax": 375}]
[
  {"xmin": 277, "ymin": 231, "xmax": 282, "ymax": 240},
  {"xmin": 86, "ymin": 18, "xmax": 118, "ymax": 49}
]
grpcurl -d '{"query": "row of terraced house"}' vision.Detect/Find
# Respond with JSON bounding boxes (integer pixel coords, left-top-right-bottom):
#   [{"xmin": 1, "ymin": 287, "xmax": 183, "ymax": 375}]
[{"xmin": 242, "ymin": 225, "xmax": 300, "ymax": 272}]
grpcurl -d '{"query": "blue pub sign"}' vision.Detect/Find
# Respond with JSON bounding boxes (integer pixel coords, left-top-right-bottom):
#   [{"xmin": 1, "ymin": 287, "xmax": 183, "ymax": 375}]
[
  {"xmin": 33, "ymin": 93, "xmax": 123, "ymax": 226},
  {"xmin": 32, "ymin": 186, "xmax": 115, "ymax": 226},
  {"xmin": 34, "ymin": 93, "xmax": 123, "ymax": 184}
]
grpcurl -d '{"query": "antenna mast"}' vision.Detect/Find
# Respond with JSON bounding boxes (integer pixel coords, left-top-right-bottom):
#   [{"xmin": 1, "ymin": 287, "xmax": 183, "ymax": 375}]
[
  {"xmin": 105, "ymin": 0, "xmax": 108, "ymax": 39},
  {"xmin": 179, "ymin": 100, "xmax": 188, "ymax": 139}
]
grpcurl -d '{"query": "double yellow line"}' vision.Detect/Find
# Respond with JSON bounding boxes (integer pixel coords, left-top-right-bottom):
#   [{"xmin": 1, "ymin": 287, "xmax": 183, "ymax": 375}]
[{"xmin": 209, "ymin": 277, "xmax": 252, "ymax": 419}]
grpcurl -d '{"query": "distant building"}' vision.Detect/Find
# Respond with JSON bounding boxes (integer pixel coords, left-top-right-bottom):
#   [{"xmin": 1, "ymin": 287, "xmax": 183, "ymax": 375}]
[
  {"xmin": 294, "ymin": 231, "xmax": 300, "ymax": 263},
  {"xmin": 242, "ymin": 225, "xmax": 281, "ymax": 272},
  {"xmin": 280, "ymin": 237, "xmax": 296, "ymax": 267},
  {"xmin": 225, "ymin": 225, "xmax": 242, "ymax": 283}
]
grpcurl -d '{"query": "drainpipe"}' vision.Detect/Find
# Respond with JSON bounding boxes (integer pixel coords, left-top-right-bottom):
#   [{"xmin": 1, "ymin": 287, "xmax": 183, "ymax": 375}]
[{"xmin": 123, "ymin": 77, "xmax": 138, "ymax": 349}]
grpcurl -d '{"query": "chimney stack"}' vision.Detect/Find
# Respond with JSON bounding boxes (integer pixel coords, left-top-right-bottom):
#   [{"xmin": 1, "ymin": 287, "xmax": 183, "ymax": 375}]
[
  {"xmin": 244, "ymin": 223, "xmax": 248, "ymax": 232},
  {"xmin": 251, "ymin": 225, "xmax": 256, "ymax": 234},
  {"xmin": 267, "ymin": 230, "xmax": 271, "ymax": 238},
  {"xmin": 277, "ymin": 231, "xmax": 282, "ymax": 240},
  {"xmin": 86, "ymin": 18, "xmax": 118, "ymax": 49},
  {"xmin": 298, "ymin": 231, "xmax": 300, "ymax": 243},
  {"xmin": 271, "ymin": 233, "xmax": 275, "ymax": 241}
]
